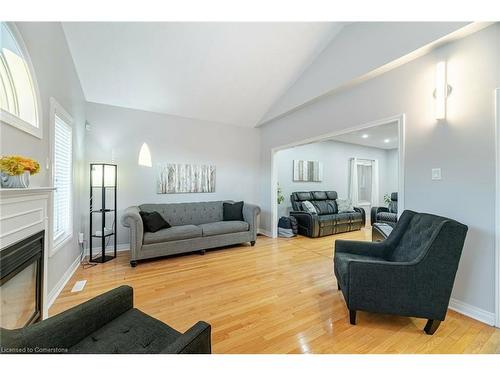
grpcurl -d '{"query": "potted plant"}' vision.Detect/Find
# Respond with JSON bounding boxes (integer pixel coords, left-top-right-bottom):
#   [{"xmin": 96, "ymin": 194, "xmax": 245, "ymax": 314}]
[
  {"xmin": 0, "ymin": 155, "xmax": 40, "ymax": 188},
  {"xmin": 277, "ymin": 183, "xmax": 285, "ymax": 205}
]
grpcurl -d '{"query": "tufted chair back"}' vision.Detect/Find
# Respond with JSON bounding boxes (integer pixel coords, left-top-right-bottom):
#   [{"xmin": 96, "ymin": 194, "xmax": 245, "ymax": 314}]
[{"xmin": 386, "ymin": 210, "xmax": 468, "ymax": 264}]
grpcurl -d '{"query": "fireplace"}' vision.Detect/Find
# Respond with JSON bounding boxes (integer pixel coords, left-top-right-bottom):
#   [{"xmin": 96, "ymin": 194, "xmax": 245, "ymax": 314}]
[{"xmin": 0, "ymin": 230, "xmax": 44, "ymax": 329}]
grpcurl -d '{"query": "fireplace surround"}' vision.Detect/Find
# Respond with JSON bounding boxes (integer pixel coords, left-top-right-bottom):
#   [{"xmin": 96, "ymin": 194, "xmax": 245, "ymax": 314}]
[{"xmin": 0, "ymin": 230, "xmax": 44, "ymax": 328}]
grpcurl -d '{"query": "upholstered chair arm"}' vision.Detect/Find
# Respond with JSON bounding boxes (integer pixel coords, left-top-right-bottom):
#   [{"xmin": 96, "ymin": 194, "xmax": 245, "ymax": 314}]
[
  {"xmin": 121, "ymin": 206, "xmax": 144, "ymax": 260},
  {"xmin": 161, "ymin": 321, "xmax": 211, "ymax": 354},
  {"xmin": 335, "ymin": 239, "xmax": 389, "ymax": 258},
  {"xmin": 0, "ymin": 286, "xmax": 134, "ymax": 352},
  {"xmin": 345, "ymin": 260, "xmax": 441, "ymax": 318},
  {"xmin": 370, "ymin": 206, "xmax": 388, "ymax": 225},
  {"xmin": 243, "ymin": 203, "xmax": 261, "ymax": 239}
]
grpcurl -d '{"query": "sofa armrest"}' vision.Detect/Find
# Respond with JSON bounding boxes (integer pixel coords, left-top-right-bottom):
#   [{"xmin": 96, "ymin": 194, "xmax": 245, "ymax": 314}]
[
  {"xmin": 243, "ymin": 203, "xmax": 261, "ymax": 239},
  {"xmin": 121, "ymin": 206, "xmax": 144, "ymax": 260},
  {"xmin": 161, "ymin": 321, "xmax": 211, "ymax": 354},
  {"xmin": 370, "ymin": 206, "xmax": 388, "ymax": 225},
  {"xmin": 290, "ymin": 211, "xmax": 319, "ymax": 237},
  {"xmin": 0, "ymin": 286, "xmax": 134, "ymax": 352},
  {"xmin": 353, "ymin": 207, "xmax": 366, "ymax": 226}
]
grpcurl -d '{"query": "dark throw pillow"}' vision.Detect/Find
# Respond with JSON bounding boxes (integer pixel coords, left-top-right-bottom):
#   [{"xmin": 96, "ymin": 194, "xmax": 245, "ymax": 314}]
[
  {"xmin": 223, "ymin": 201, "xmax": 244, "ymax": 221},
  {"xmin": 139, "ymin": 211, "xmax": 171, "ymax": 233}
]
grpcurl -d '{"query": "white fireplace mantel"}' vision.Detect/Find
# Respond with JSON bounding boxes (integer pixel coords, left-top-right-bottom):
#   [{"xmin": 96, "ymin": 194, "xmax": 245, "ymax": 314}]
[{"xmin": 0, "ymin": 186, "xmax": 55, "ymax": 319}]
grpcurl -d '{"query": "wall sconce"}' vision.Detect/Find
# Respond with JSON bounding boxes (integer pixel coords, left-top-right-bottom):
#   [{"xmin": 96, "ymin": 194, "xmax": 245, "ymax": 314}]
[
  {"xmin": 434, "ymin": 61, "xmax": 452, "ymax": 120},
  {"xmin": 138, "ymin": 142, "xmax": 152, "ymax": 167}
]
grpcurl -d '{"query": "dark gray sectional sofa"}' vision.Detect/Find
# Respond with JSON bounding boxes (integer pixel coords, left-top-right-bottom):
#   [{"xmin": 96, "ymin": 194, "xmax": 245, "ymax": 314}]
[
  {"xmin": 290, "ymin": 191, "xmax": 365, "ymax": 238},
  {"xmin": 122, "ymin": 201, "xmax": 260, "ymax": 266}
]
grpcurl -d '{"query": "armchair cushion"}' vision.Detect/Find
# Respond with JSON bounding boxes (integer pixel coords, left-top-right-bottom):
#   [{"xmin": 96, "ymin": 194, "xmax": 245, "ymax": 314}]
[{"xmin": 70, "ymin": 308, "xmax": 181, "ymax": 354}]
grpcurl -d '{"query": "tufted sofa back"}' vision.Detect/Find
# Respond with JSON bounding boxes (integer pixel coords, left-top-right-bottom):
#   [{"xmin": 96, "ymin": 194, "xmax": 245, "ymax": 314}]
[{"xmin": 139, "ymin": 201, "xmax": 224, "ymax": 226}]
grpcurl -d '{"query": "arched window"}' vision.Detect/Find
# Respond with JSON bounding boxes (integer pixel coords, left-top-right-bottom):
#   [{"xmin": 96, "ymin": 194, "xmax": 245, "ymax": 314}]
[{"xmin": 0, "ymin": 22, "xmax": 41, "ymax": 138}]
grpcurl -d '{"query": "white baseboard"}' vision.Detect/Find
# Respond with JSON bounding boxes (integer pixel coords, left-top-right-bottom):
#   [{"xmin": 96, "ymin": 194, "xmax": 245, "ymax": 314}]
[
  {"xmin": 47, "ymin": 255, "xmax": 81, "ymax": 310},
  {"xmin": 449, "ymin": 298, "xmax": 496, "ymax": 326},
  {"xmin": 84, "ymin": 243, "xmax": 130, "ymax": 256},
  {"xmin": 258, "ymin": 228, "xmax": 273, "ymax": 237}
]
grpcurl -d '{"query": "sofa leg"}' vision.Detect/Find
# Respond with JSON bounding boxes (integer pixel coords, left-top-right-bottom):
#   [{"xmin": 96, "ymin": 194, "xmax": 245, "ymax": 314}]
[
  {"xmin": 250, "ymin": 241, "xmax": 256, "ymax": 247},
  {"xmin": 200, "ymin": 250, "xmax": 206, "ymax": 255},
  {"xmin": 130, "ymin": 260, "xmax": 137, "ymax": 267},
  {"xmin": 424, "ymin": 319, "xmax": 441, "ymax": 335},
  {"xmin": 349, "ymin": 310, "xmax": 357, "ymax": 325}
]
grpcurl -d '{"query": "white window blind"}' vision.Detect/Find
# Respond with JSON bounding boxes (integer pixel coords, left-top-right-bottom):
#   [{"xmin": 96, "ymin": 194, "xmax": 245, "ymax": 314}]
[{"xmin": 53, "ymin": 113, "xmax": 72, "ymax": 244}]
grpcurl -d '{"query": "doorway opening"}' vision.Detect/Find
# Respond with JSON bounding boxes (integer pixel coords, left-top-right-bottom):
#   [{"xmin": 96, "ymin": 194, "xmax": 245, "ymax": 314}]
[{"xmin": 270, "ymin": 114, "xmax": 405, "ymax": 239}]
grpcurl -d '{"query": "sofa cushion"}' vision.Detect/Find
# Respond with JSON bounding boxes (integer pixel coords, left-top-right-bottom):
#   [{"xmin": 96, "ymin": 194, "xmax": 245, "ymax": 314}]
[
  {"xmin": 143, "ymin": 225, "xmax": 202, "ymax": 244},
  {"xmin": 199, "ymin": 221, "xmax": 249, "ymax": 236},
  {"xmin": 223, "ymin": 201, "xmax": 244, "ymax": 221},
  {"xmin": 302, "ymin": 200, "xmax": 317, "ymax": 213},
  {"xmin": 318, "ymin": 215, "xmax": 336, "ymax": 227},
  {"xmin": 311, "ymin": 191, "xmax": 328, "ymax": 200},
  {"xmin": 337, "ymin": 198, "xmax": 354, "ymax": 213},
  {"xmin": 312, "ymin": 201, "xmax": 337, "ymax": 215},
  {"xmin": 325, "ymin": 191, "xmax": 338, "ymax": 200},
  {"xmin": 294, "ymin": 192, "xmax": 312, "ymax": 201},
  {"xmin": 139, "ymin": 211, "xmax": 171, "ymax": 233},
  {"xmin": 69, "ymin": 308, "xmax": 181, "ymax": 354}
]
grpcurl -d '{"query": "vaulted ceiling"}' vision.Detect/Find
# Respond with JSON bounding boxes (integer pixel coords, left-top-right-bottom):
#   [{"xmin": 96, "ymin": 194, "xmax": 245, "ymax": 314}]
[{"xmin": 62, "ymin": 22, "xmax": 344, "ymax": 127}]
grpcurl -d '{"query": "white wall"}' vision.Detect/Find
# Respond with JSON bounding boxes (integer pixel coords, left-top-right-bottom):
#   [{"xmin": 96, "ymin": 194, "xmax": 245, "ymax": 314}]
[
  {"xmin": 0, "ymin": 23, "xmax": 86, "ymax": 295},
  {"xmin": 84, "ymin": 102, "xmax": 261, "ymax": 245},
  {"xmin": 261, "ymin": 22, "xmax": 471, "ymax": 123},
  {"xmin": 259, "ymin": 24, "xmax": 500, "ymax": 315},
  {"xmin": 275, "ymin": 140, "xmax": 398, "ymax": 217}
]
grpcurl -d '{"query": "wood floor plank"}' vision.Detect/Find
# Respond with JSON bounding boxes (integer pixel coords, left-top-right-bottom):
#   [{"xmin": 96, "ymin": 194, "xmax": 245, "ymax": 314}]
[{"xmin": 50, "ymin": 229, "xmax": 500, "ymax": 354}]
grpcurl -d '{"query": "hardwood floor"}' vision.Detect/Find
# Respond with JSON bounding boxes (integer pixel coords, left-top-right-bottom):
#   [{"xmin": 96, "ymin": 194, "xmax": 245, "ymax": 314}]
[{"xmin": 50, "ymin": 229, "xmax": 500, "ymax": 354}]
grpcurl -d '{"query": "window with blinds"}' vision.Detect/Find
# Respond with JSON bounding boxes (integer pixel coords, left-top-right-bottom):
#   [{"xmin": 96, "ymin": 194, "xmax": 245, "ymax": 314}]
[{"xmin": 53, "ymin": 113, "xmax": 73, "ymax": 245}]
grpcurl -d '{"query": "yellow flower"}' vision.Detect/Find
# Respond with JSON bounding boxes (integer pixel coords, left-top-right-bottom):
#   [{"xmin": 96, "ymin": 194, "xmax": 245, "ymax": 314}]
[{"xmin": 0, "ymin": 155, "xmax": 40, "ymax": 176}]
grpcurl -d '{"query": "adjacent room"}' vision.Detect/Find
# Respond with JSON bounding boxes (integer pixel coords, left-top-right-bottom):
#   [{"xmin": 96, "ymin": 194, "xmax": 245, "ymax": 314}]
[{"xmin": 0, "ymin": 11, "xmax": 499, "ymax": 362}]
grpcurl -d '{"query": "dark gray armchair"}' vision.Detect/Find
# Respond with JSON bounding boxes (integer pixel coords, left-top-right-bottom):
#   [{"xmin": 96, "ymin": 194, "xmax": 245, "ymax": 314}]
[
  {"xmin": 371, "ymin": 192, "xmax": 398, "ymax": 226},
  {"xmin": 334, "ymin": 210, "xmax": 468, "ymax": 335},
  {"xmin": 0, "ymin": 286, "xmax": 211, "ymax": 354}
]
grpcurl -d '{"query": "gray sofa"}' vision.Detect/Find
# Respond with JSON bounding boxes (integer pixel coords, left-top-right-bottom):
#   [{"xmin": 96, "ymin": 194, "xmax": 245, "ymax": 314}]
[{"xmin": 122, "ymin": 201, "xmax": 260, "ymax": 266}]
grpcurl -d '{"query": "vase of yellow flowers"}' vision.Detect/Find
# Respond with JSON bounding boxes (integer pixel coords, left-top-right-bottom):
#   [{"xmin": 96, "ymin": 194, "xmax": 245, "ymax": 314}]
[{"xmin": 0, "ymin": 155, "xmax": 40, "ymax": 188}]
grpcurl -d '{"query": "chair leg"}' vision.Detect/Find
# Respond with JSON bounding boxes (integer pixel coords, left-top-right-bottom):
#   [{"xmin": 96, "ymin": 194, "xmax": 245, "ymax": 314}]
[
  {"xmin": 200, "ymin": 250, "xmax": 206, "ymax": 255},
  {"xmin": 250, "ymin": 241, "xmax": 256, "ymax": 246},
  {"xmin": 349, "ymin": 310, "xmax": 356, "ymax": 325},
  {"xmin": 424, "ymin": 319, "xmax": 441, "ymax": 335},
  {"xmin": 130, "ymin": 260, "xmax": 137, "ymax": 267},
  {"xmin": 337, "ymin": 281, "xmax": 341, "ymax": 290}
]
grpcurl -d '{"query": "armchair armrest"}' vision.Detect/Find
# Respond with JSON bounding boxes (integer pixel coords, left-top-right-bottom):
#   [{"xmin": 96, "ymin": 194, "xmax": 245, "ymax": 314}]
[
  {"xmin": 335, "ymin": 239, "xmax": 389, "ymax": 258},
  {"xmin": 346, "ymin": 260, "xmax": 433, "ymax": 316},
  {"xmin": 121, "ymin": 206, "xmax": 144, "ymax": 260},
  {"xmin": 161, "ymin": 321, "xmax": 211, "ymax": 354},
  {"xmin": 0, "ymin": 286, "xmax": 134, "ymax": 352},
  {"xmin": 243, "ymin": 203, "xmax": 261, "ymax": 239},
  {"xmin": 289, "ymin": 211, "xmax": 319, "ymax": 237},
  {"xmin": 370, "ymin": 206, "xmax": 388, "ymax": 225}
]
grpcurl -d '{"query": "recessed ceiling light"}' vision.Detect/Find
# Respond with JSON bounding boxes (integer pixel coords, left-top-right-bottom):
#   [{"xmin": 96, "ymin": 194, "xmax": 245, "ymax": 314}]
[
  {"xmin": 384, "ymin": 139, "xmax": 390, "ymax": 143},
  {"xmin": 361, "ymin": 134, "xmax": 369, "ymax": 139}
]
